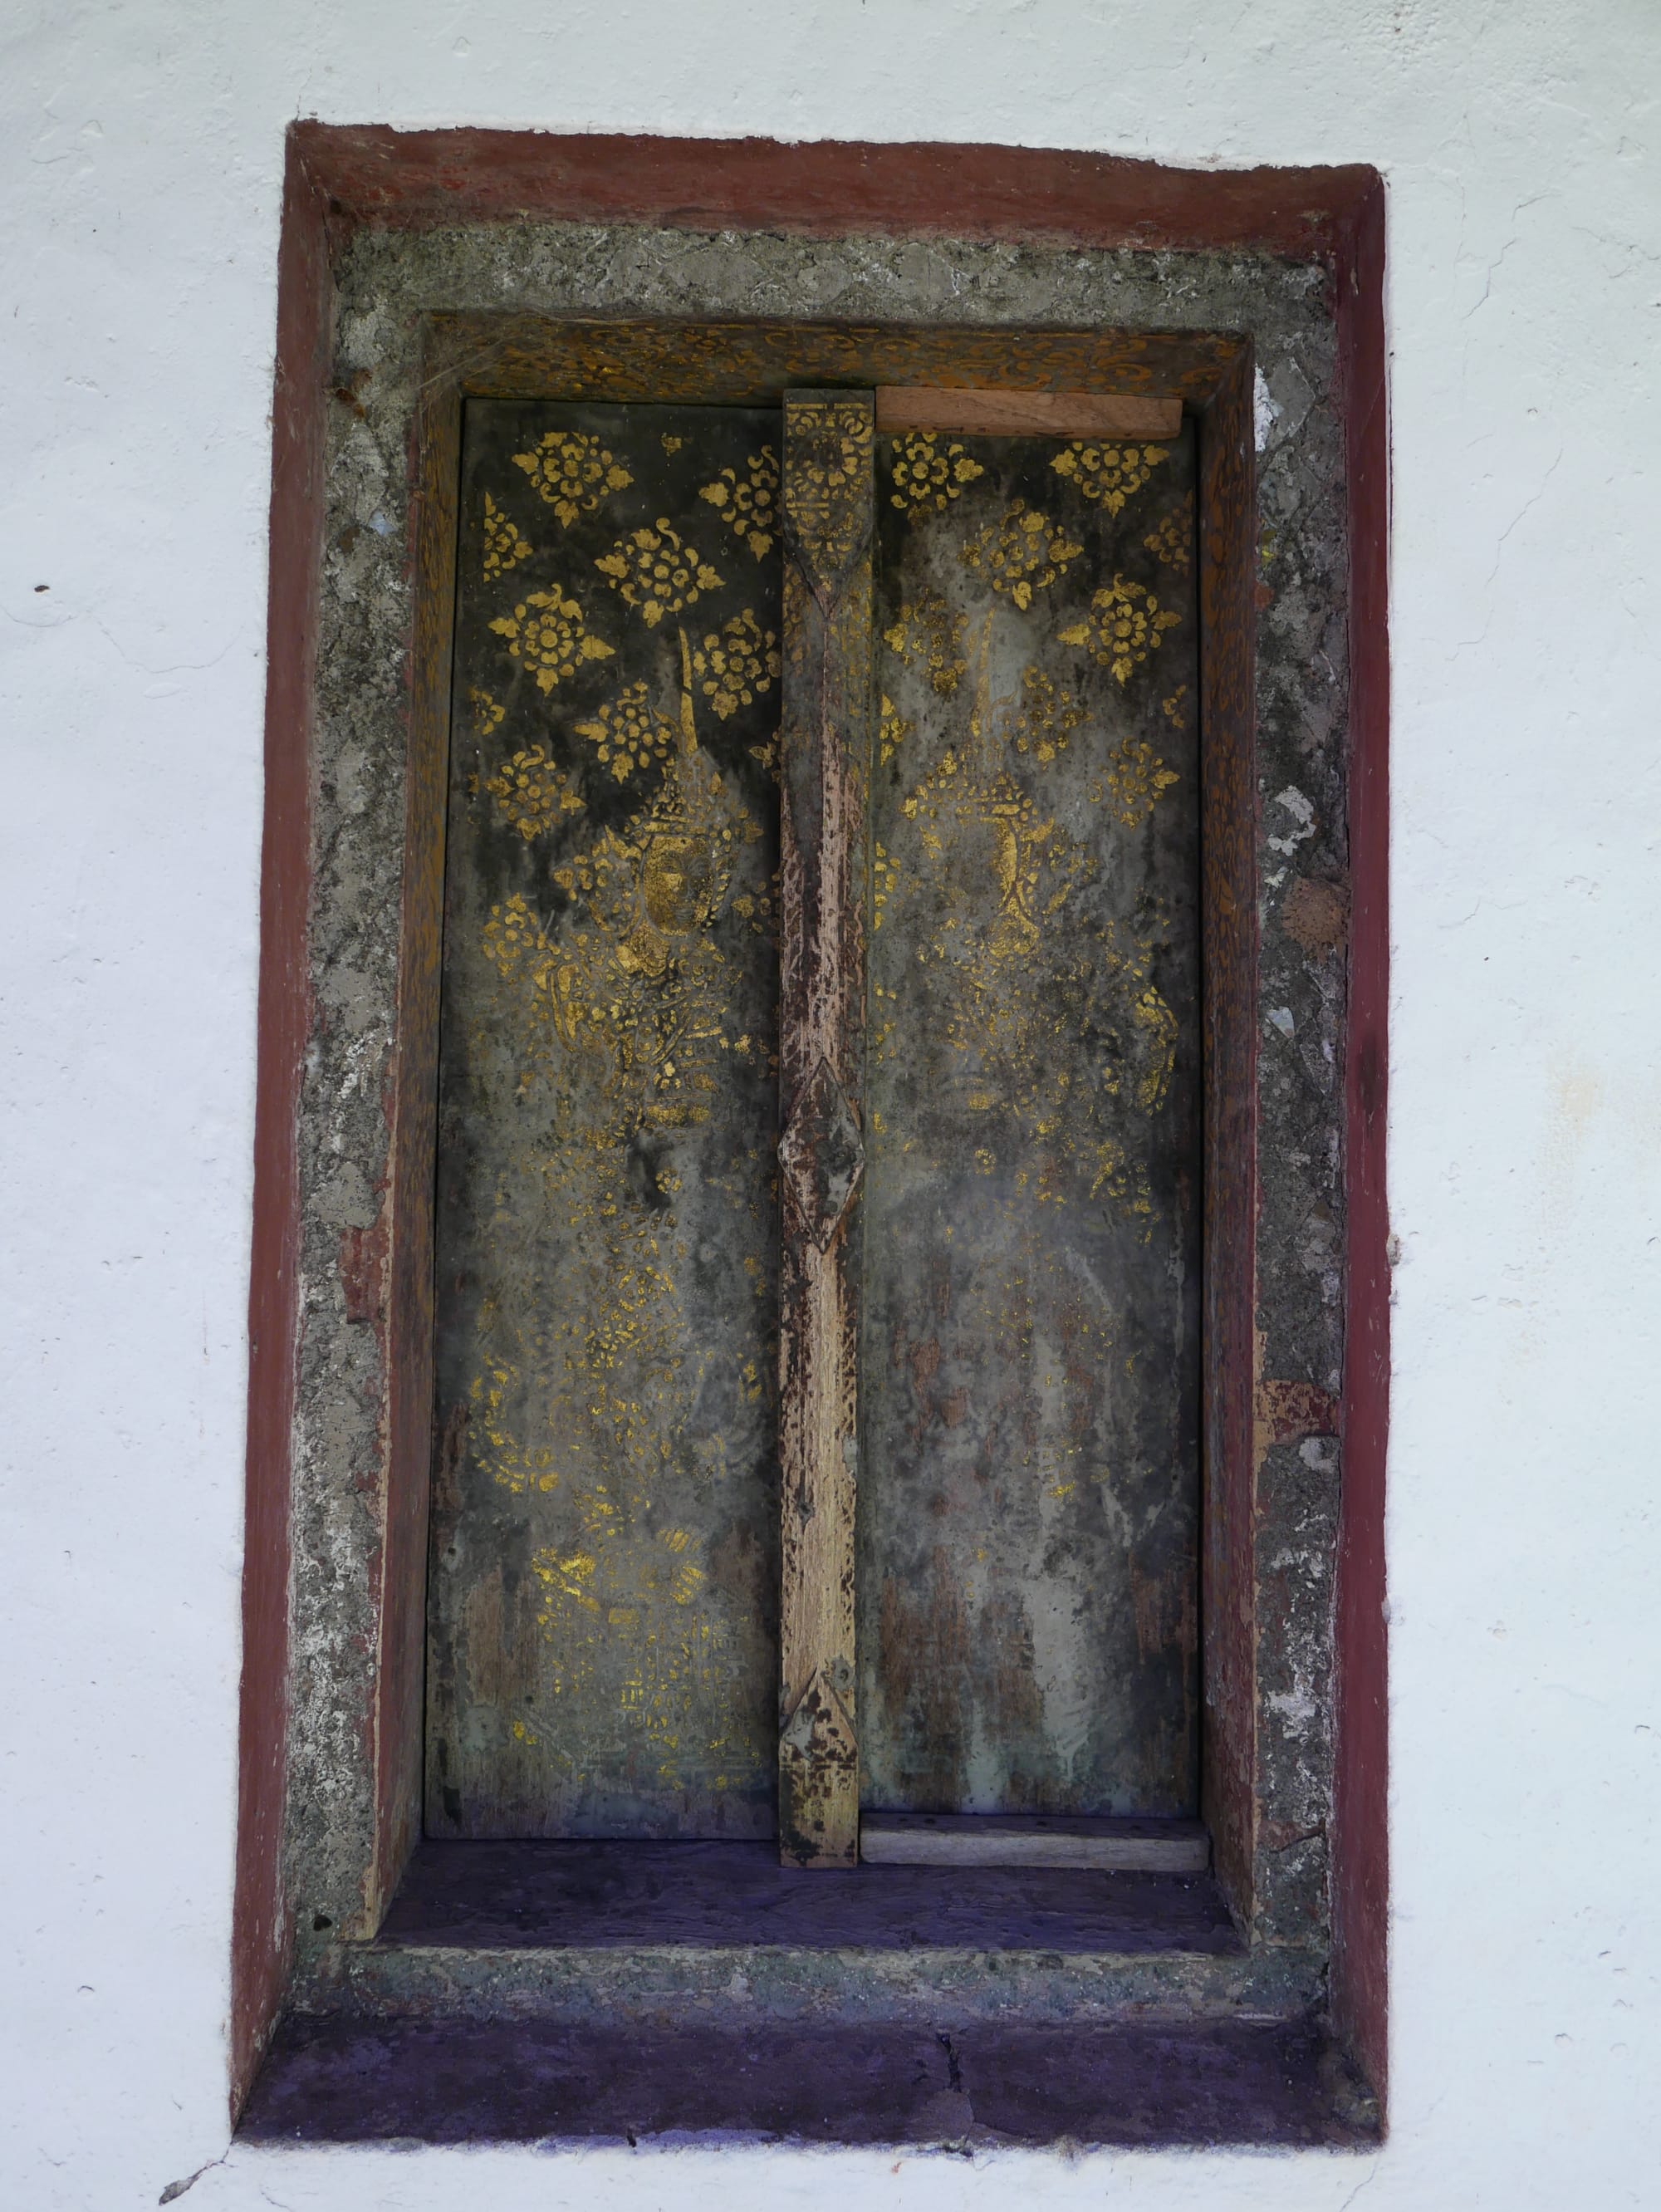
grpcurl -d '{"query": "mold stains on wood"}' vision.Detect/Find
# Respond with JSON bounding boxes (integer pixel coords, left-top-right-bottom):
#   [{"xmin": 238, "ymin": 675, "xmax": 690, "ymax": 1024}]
[
  {"xmin": 860, "ymin": 422, "xmax": 1203, "ymax": 1822},
  {"xmin": 424, "ymin": 401, "xmax": 784, "ymax": 1842}
]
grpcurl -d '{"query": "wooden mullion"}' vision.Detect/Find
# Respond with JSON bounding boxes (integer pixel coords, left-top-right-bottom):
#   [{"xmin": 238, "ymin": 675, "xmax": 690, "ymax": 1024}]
[{"xmin": 775, "ymin": 390, "xmax": 875, "ymax": 1867}]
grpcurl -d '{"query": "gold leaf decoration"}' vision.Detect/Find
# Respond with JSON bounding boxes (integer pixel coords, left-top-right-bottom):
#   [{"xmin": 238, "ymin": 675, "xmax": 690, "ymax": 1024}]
[
  {"xmin": 572, "ymin": 681, "xmax": 677, "ymax": 783},
  {"xmin": 488, "ymin": 590, "xmax": 615, "ymax": 692},
  {"xmin": 482, "ymin": 493, "xmax": 532, "ymax": 579},
  {"xmin": 512, "ymin": 431, "xmax": 633, "ymax": 526},
  {"xmin": 692, "ymin": 610, "xmax": 780, "ymax": 719},
  {"xmin": 1059, "ymin": 575, "xmax": 1182, "ymax": 684},
  {"xmin": 883, "ymin": 590, "xmax": 967, "ymax": 695},
  {"xmin": 871, "ymin": 842, "xmax": 899, "ymax": 929},
  {"xmin": 1162, "ymin": 684, "xmax": 1188, "ymax": 733},
  {"xmin": 469, "ymin": 687, "xmax": 506, "ymax": 738},
  {"xmin": 485, "ymin": 746, "xmax": 586, "ymax": 841},
  {"xmin": 698, "ymin": 447, "xmax": 779, "ymax": 561},
  {"xmin": 1144, "ymin": 493, "xmax": 1193, "ymax": 575},
  {"xmin": 781, "ymin": 400, "xmax": 873, "ymax": 576},
  {"xmin": 889, "ymin": 433, "xmax": 984, "ymax": 513},
  {"xmin": 1100, "ymin": 733, "xmax": 1180, "ymax": 828},
  {"xmin": 1000, "ymin": 666, "xmax": 1087, "ymax": 765},
  {"xmin": 960, "ymin": 500, "xmax": 1084, "ymax": 610},
  {"xmin": 1050, "ymin": 441, "xmax": 1172, "ymax": 514},
  {"xmin": 879, "ymin": 694, "xmax": 914, "ymax": 766},
  {"xmin": 595, "ymin": 521, "xmax": 723, "ymax": 627}
]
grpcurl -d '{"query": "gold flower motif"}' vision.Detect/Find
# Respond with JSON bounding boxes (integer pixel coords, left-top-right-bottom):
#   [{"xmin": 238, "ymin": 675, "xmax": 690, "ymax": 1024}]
[
  {"xmin": 595, "ymin": 521, "xmax": 723, "ymax": 627},
  {"xmin": 1050, "ymin": 441, "xmax": 1171, "ymax": 515},
  {"xmin": 482, "ymin": 493, "xmax": 532, "ymax": 579},
  {"xmin": 960, "ymin": 500, "xmax": 1084, "ymax": 609},
  {"xmin": 572, "ymin": 681, "xmax": 677, "ymax": 782},
  {"xmin": 1101, "ymin": 733, "xmax": 1180, "ymax": 828},
  {"xmin": 889, "ymin": 433, "xmax": 984, "ymax": 513},
  {"xmin": 483, "ymin": 890, "xmax": 551, "ymax": 979},
  {"xmin": 692, "ymin": 610, "xmax": 780, "ymax": 719},
  {"xmin": 883, "ymin": 590, "xmax": 967, "ymax": 695},
  {"xmin": 1144, "ymin": 494, "xmax": 1193, "ymax": 575},
  {"xmin": 871, "ymin": 842, "xmax": 899, "ymax": 929},
  {"xmin": 1162, "ymin": 684, "xmax": 1188, "ymax": 733},
  {"xmin": 1001, "ymin": 666, "xmax": 1087, "ymax": 765},
  {"xmin": 488, "ymin": 590, "xmax": 615, "ymax": 692},
  {"xmin": 470, "ymin": 687, "xmax": 506, "ymax": 737},
  {"xmin": 1059, "ymin": 575, "xmax": 1182, "ymax": 684},
  {"xmin": 698, "ymin": 448, "xmax": 779, "ymax": 561},
  {"xmin": 879, "ymin": 694, "xmax": 914, "ymax": 765},
  {"xmin": 485, "ymin": 746, "xmax": 586, "ymax": 840},
  {"xmin": 511, "ymin": 432, "xmax": 633, "ymax": 526}
]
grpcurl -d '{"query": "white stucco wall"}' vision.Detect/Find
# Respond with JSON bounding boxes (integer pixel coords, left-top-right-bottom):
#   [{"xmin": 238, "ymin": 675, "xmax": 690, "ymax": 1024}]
[{"xmin": 3, "ymin": 2, "xmax": 1658, "ymax": 2205}]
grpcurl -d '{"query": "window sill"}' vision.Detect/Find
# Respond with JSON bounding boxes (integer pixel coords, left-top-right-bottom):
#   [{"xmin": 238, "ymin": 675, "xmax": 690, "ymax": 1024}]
[{"xmin": 241, "ymin": 1842, "xmax": 1377, "ymax": 2150}]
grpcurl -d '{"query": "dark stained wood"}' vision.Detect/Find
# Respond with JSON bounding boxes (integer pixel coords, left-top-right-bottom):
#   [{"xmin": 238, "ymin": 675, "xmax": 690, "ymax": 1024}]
[
  {"xmin": 861, "ymin": 424, "xmax": 1203, "ymax": 1822},
  {"xmin": 369, "ymin": 368, "xmax": 459, "ymax": 1922},
  {"xmin": 877, "ymin": 388, "xmax": 1183, "ymax": 439},
  {"xmin": 425, "ymin": 403, "xmax": 785, "ymax": 1839},
  {"xmin": 425, "ymin": 314, "xmax": 1238, "ymax": 410},
  {"xmin": 776, "ymin": 393, "xmax": 876, "ymax": 1867},
  {"xmin": 378, "ymin": 1836, "xmax": 1238, "ymax": 1952},
  {"xmin": 1195, "ymin": 352, "xmax": 1260, "ymax": 1928},
  {"xmin": 1331, "ymin": 171, "xmax": 1391, "ymax": 2111}
]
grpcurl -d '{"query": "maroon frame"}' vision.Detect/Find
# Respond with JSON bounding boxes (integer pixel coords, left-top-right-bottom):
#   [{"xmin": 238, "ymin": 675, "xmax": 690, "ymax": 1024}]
[{"xmin": 234, "ymin": 125, "xmax": 1389, "ymax": 2117}]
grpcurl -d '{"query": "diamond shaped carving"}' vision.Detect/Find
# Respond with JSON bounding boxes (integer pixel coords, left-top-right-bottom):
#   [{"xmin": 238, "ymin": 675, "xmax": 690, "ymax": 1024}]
[{"xmin": 778, "ymin": 1057, "xmax": 864, "ymax": 1249}]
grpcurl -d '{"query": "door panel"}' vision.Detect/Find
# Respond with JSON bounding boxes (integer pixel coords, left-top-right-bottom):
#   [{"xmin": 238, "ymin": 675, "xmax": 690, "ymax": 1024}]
[
  {"xmin": 858, "ymin": 425, "xmax": 1202, "ymax": 1817},
  {"xmin": 426, "ymin": 401, "xmax": 783, "ymax": 1838}
]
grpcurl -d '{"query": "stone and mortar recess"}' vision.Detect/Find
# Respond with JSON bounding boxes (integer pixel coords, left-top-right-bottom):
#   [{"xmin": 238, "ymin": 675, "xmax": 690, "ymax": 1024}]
[{"xmin": 288, "ymin": 218, "xmax": 1349, "ymax": 1992}]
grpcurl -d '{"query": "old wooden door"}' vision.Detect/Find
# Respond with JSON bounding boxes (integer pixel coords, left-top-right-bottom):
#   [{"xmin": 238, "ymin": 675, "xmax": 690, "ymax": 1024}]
[
  {"xmin": 427, "ymin": 402, "xmax": 785, "ymax": 1838},
  {"xmin": 425, "ymin": 389, "xmax": 1200, "ymax": 1852},
  {"xmin": 858, "ymin": 418, "xmax": 1201, "ymax": 1827}
]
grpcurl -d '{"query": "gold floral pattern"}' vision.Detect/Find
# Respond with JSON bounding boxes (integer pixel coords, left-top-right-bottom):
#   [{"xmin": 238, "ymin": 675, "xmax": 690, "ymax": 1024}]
[
  {"xmin": 595, "ymin": 521, "xmax": 723, "ymax": 627},
  {"xmin": 999, "ymin": 665, "xmax": 1088, "ymax": 765},
  {"xmin": 486, "ymin": 746, "xmax": 586, "ymax": 841},
  {"xmin": 1144, "ymin": 493, "xmax": 1193, "ymax": 574},
  {"xmin": 883, "ymin": 590, "xmax": 967, "ymax": 695},
  {"xmin": 698, "ymin": 447, "xmax": 779, "ymax": 561},
  {"xmin": 1050, "ymin": 441, "xmax": 1171, "ymax": 514},
  {"xmin": 692, "ymin": 609, "xmax": 780, "ymax": 719},
  {"xmin": 512, "ymin": 430, "xmax": 633, "ymax": 526},
  {"xmin": 482, "ymin": 493, "xmax": 532, "ymax": 579},
  {"xmin": 871, "ymin": 841, "xmax": 899, "ymax": 929},
  {"xmin": 470, "ymin": 687, "xmax": 506, "ymax": 738},
  {"xmin": 782, "ymin": 400, "xmax": 873, "ymax": 578},
  {"xmin": 879, "ymin": 693, "xmax": 914, "ymax": 766},
  {"xmin": 1059, "ymin": 575, "xmax": 1182, "ymax": 684},
  {"xmin": 1100, "ymin": 734, "xmax": 1180, "ymax": 828},
  {"xmin": 489, "ymin": 590, "xmax": 615, "ymax": 692},
  {"xmin": 1162, "ymin": 684, "xmax": 1188, "ymax": 732},
  {"xmin": 889, "ymin": 433, "xmax": 984, "ymax": 513},
  {"xmin": 960, "ymin": 500, "xmax": 1084, "ymax": 609},
  {"xmin": 572, "ymin": 681, "xmax": 677, "ymax": 782}
]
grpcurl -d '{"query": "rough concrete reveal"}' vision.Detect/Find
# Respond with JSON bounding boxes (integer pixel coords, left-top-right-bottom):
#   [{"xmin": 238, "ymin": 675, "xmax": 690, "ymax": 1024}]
[{"xmin": 289, "ymin": 220, "xmax": 1348, "ymax": 1979}]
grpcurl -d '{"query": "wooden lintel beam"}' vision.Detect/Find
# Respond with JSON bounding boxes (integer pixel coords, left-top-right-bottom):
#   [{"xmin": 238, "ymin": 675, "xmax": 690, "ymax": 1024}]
[{"xmin": 875, "ymin": 386, "xmax": 1182, "ymax": 440}]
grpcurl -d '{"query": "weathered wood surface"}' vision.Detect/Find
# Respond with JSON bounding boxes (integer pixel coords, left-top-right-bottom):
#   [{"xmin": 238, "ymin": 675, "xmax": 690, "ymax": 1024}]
[
  {"xmin": 876, "ymin": 389, "xmax": 1182, "ymax": 440},
  {"xmin": 859, "ymin": 1813, "xmax": 1209, "ymax": 1872},
  {"xmin": 860, "ymin": 423, "xmax": 1203, "ymax": 1818},
  {"xmin": 775, "ymin": 392, "xmax": 875, "ymax": 1866},
  {"xmin": 426, "ymin": 401, "xmax": 784, "ymax": 1837}
]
